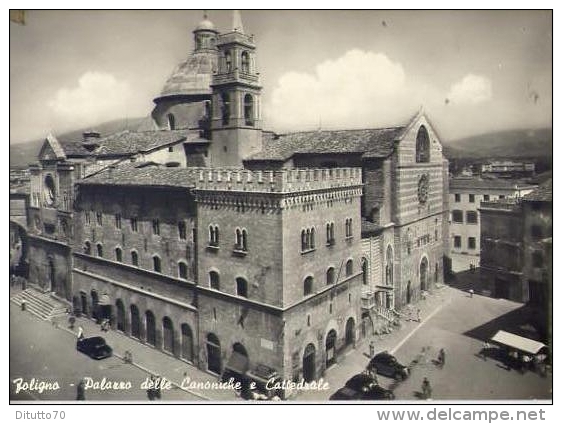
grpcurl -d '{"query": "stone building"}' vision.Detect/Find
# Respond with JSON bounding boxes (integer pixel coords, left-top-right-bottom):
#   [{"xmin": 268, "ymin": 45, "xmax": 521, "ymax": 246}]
[
  {"xmin": 23, "ymin": 12, "xmax": 450, "ymax": 387},
  {"xmin": 479, "ymin": 179, "xmax": 552, "ymax": 326},
  {"xmin": 449, "ymin": 177, "xmax": 535, "ymax": 259}
]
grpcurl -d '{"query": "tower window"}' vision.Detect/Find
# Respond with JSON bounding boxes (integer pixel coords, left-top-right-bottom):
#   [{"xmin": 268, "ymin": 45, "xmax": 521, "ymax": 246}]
[
  {"xmin": 152, "ymin": 219, "xmax": 160, "ymax": 235},
  {"xmin": 326, "ymin": 222, "xmax": 335, "ymax": 245},
  {"xmin": 415, "ymin": 125, "xmax": 430, "ymax": 163},
  {"xmin": 209, "ymin": 225, "xmax": 219, "ymax": 246},
  {"xmin": 96, "ymin": 243, "xmax": 103, "ymax": 258},
  {"xmin": 209, "ymin": 271, "xmax": 220, "ymax": 290},
  {"xmin": 96, "ymin": 212, "xmax": 103, "ymax": 226},
  {"xmin": 115, "ymin": 214, "xmax": 122, "ymax": 229},
  {"xmin": 235, "ymin": 228, "xmax": 248, "ymax": 251},
  {"xmin": 130, "ymin": 218, "xmax": 138, "ymax": 232},
  {"xmin": 345, "ymin": 218, "xmax": 353, "ymax": 238},
  {"xmin": 244, "ymin": 94, "xmax": 254, "ymax": 126},
  {"xmin": 241, "ymin": 51, "xmax": 250, "ymax": 73},
  {"xmin": 178, "ymin": 221, "xmax": 187, "ymax": 240}
]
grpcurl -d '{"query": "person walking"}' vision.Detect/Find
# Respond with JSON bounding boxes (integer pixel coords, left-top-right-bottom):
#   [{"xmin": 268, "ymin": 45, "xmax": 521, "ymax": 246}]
[
  {"xmin": 416, "ymin": 309, "xmax": 421, "ymax": 323},
  {"xmin": 438, "ymin": 348, "xmax": 446, "ymax": 367},
  {"xmin": 77, "ymin": 326, "xmax": 84, "ymax": 340},
  {"xmin": 422, "ymin": 377, "xmax": 432, "ymax": 400}
]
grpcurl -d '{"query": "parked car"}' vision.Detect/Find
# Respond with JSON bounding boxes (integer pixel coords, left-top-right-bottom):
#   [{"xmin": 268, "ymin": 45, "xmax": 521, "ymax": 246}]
[
  {"xmin": 345, "ymin": 373, "xmax": 378, "ymax": 393},
  {"xmin": 76, "ymin": 336, "xmax": 113, "ymax": 359},
  {"xmin": 329, "ymin": 386, "xmax": 362, "ymax": 401},
  {"xmin": 363, "ymin": 384, "xmax": 395, "ymax": 400},
  {"xmin": 367, "ymin": 351, "xmax": 409, "ymax": 380}
]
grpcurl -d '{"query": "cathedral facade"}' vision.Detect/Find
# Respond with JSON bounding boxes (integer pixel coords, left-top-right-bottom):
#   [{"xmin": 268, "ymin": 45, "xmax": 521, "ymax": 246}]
[{"xmin": 25, "ymin": 12, "xmax": 449, "ymax": 392}]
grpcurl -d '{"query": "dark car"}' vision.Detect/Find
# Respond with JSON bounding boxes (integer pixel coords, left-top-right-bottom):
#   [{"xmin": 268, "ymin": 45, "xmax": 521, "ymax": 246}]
[
  {"xmin": 345, "ymin": 373, "xmax": 378, "ymax": 393},
  {"xmin": 367, "ymin": 351, "xmax": 409, "ymax": 380},
  {"xmin": 76, "ymin": 336, "xmax": 113, "ymax": 359},
  {"xmin": 329, "ymin": 386, "xmax": 362, "ymax": 401},
  {"xmin": 363, "ymin": 385, "xmax": 395, "ymax": 400}
]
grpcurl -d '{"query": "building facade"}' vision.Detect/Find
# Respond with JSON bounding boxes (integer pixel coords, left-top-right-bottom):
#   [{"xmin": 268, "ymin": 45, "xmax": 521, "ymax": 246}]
[
  {"xmin": 22, "ymin": 12, "xmax": 450, "ymax": 389},
  {"xmin": 449, "ymin": 178, "xmax": 535, "ymax": 258}
]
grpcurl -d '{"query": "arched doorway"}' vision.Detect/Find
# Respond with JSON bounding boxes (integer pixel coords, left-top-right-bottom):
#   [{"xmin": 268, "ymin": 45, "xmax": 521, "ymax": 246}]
[
  {"xmin": 361, "ymin": 311, "xmax": 374, "ymax": 337},
  {"xmin": 145, "ymin": 310, "xmax": 156, "ymax": 346},
  {"xmin": 406, "ymin": 281, "xmax": 412, "ymax": 304},
  {"xmin": 420, "ymin": 257, "xmax": 429, "ymax": 292},
  {"xmin": 116, "ymin": 299, "xmax": 125, "ymax": 332},
  {"xmin": 303, "ymin": 343, "xmax": 316, "ymax": 382},
  {"xmin": 326, "ymin": 330, "xmax": 337, "ymax": 368},
  {"xmin": 163, "ymin": 316, "xmax": 174, "ymax": 353},
  {"xmin": 181, "ymin": 323, "xmax": 194, "ymax": 362},
  {"xmin": 90, "ymin": 290, "xmax": 99, "ymax": 321},
  {"xmin": 206, "ymin": 333, "xmax": 222, "ymax": 374},
  {"xmin": 130, "ymin": 305, "xmax": 140, "ymax": 339},
  {"xmin": 233, "ymin": 342, "xmax": 248, "ymax": 357},
  {"xmin": 345, "ymin": 318, "xmax": 355, "ymax": 346}
]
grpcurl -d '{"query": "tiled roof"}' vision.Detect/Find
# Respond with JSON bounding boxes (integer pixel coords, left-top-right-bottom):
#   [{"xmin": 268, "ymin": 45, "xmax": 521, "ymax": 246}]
[
  {"xmin": 246, "ymin": 127, "xmax": 405, "ymax": 162},
  {"xmin": 78, "ymin": 162, "xmax": 198, "ymax": 189},
  {"xmin": 523, "ymin": 178, "xmax": 552, "ymax": 202},
  {"xmin": 450, "ymin": 177, "xmax": 536, "ymax": 190},
  {"xmin": 58, "ymin": 130, "xmax": 193, "ymax": 158}
]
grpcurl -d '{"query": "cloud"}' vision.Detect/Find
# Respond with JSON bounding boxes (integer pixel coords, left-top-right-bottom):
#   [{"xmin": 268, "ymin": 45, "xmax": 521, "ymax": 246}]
[
  {"xmin": 446, "ymin": 74, "xmax": 492, "ymax": 105},
  {"xmin": 266, "ymin": 49, "xmax": 416, "ymax": 131},
  {"xmin": 48, "ymin": 72, "xmax": 141, "ymax": 128}
]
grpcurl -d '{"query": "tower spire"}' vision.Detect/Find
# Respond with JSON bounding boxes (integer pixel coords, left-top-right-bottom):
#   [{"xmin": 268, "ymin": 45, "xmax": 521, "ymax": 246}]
[{"xmin": 232, "ymin": 10, "xmax": 244, "ymax": 33}]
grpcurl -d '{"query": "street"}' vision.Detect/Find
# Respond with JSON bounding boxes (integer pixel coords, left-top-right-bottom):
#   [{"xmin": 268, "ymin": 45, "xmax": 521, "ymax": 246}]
[{"xmin": 9, "ymin": 303, "xmax": 201, "ymax": 402}]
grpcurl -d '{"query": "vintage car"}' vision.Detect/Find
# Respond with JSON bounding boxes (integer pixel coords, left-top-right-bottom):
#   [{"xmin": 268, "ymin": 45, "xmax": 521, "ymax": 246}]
[{"xmin": 76, "ymin": 336, "xmax": 113, "ymax": 360}]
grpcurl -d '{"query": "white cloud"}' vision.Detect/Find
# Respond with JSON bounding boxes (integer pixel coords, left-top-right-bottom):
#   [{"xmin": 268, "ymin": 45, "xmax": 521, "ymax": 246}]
[
  {"xmin": 446, "ymin": 74, "xmax": 492, "ymax": 105},
  {"xmin": 48, "ymin": 72, "xmax": 140, "ymax": 128},
  {"xmin": 266, "ymin": 49, "xmax": 416, "ymax": 131}
]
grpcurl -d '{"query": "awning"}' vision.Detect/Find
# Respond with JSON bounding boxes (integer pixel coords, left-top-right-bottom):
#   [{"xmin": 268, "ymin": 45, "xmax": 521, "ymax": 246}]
[
  {"xmin": 224, "ymin": 352, "xmax": 249, "ymax": 375},
  {"xmin": 98, "ymin": 294, "xmax": 111, "ymax": 306},
  {"xmin": 491, "ymin": 330, "xmax": 546, "ymax": 355}
]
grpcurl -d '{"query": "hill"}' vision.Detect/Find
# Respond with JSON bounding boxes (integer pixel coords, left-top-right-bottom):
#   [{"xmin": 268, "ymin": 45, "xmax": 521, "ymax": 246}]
[
  {"xmin": 9, "ymin": 117, "xmax": 150, "ymax": 168},
  {"xmin": 442, "ymin": 128, "xmax": 552, "ymax": 160}
]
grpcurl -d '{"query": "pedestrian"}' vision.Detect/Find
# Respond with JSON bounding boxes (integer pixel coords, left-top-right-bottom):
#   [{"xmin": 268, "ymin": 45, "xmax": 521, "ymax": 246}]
[
  {"xmin": 421, "ymin": 377, "xmax": 432, "ymax": 400},
  {"xmin": 469, "ymin": 289, "xmax": 474, "ymax": 298},
  {"xmin": 68, "ymin": 315, "xmax": 76, "ymax": 330},
  {"xmin": 416, "ymin": 309, "xmax": 421, "ymax": 323},
  {"xmin": 438, "ymin": 348, "xmax": 446, "ymax": 367},
  {"xmin": 77, "ymin": 326, "xmax": 84, "ymax": 340},
  {"xmin": 76, "ymin": 379, "xmax": 86, "ymax": 401}
]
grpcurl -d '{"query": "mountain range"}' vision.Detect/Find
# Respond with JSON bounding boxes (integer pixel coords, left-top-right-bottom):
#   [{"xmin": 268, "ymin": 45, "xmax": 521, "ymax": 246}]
[{"xmin": 9, "ymin": 119, "xmax": 553, "ymax": 169}]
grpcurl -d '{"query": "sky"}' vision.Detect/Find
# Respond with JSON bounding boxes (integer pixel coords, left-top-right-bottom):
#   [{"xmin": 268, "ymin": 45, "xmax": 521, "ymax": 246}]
[{"xmin": 9, "ymin": 9, "xmax": 552, "ymax": 144}]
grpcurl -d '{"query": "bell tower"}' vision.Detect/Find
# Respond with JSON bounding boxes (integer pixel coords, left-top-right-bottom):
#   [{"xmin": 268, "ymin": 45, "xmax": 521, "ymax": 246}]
[{"xmin": 210, "ymin": 11, "xmax": 263, "ymax": 166}]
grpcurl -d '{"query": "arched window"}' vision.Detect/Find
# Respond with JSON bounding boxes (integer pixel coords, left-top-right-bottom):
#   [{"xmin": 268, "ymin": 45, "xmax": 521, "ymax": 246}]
[
  {"xmin": 221, "ymin": 93, "xmax": 230, "ymax": 125},
  {"xmin": 301, "ymin": 230, "xmax": 307, "ymax": 251},
  {"xmin": 244, "ymin": 94, "xmax": 254, "ymax": 126},
  {"xmin": 84, "ymin": 241, "xmax": 91, "ymax": 255},
  {"xmin": 178, "ymin": 262, "xmax": 188, "ymax": 280},
  {"xmin": 145, "ymin": 310, "xmax": 156, "ymax": 346},
  {"xmin": 96, "ymin": 243, "xmax": 103, "ymax": 257},
  {"xmin": 310, "ymin": 228, "xmax": 315, "ymax": 249},
  {"xmin": 116, "ymin": 299, "xmax": 125, "ymax": 332},
  {"xmin": 131, "ymin": 250, "xmax": 139, "ymax": 266},
  {"xmin": 181, "ymin": 323, "xmax": 194, "ymax": 362},
  {"xmin": 241, "ymin": 51, "xmax": 250, "ymax": 73},
  {"xmin": 361, "ymin": 258, "xmax": 368, "ymax": 285},
  {"xmin": 326, "ymin": 267, "xmax": 335, "ymax": 285},
  {"xmin": 153, "ymin": 255, "xmax": 162, "ymax": 273},
  {"xmin": 115, "ymin": 247, "xmax": 123, "ymax": 262},
  {"xmin": 304, "ymin": 276, "xmax": 314, "ymax": 296},
  {"xmin": 167, "ymin": 113, "xmax": 176, "ymax": 130},
  {"xmin": 209, "ymin": 271, "xmax": 220, "ymax": 290},
  {"xmin": 209, "ymin": 225, "xmax": 219, "ymax": 246},
  {"xmin": 236, "ymin": 277, "xmax": 248, "ymax": 298},
  {"xmin": 345, "ymin": 259, "xmax": 354, "ymax": 277},
  {"xmin": 416, "ymin": 125, "xmax": 430, "ymax": 163},
  {"xmin": 206, "ymin": 333, "xmax": 221, "ymax": 374}
]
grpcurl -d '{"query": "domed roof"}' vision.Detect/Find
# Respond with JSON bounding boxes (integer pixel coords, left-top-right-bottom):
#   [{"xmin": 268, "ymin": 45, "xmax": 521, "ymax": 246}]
[
  {"xmin": 156, "ymin": 50, "xmax": 218, "ymax": 98},
  {"xmin": 195, "ymin": 16, "xmax": 217, "ymax": 32}
]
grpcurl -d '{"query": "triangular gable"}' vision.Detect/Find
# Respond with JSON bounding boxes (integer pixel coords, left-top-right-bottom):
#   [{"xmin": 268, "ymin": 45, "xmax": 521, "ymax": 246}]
[{"xmin": 38, "ymin": 133, "xmax": 66, "ymax": 161}]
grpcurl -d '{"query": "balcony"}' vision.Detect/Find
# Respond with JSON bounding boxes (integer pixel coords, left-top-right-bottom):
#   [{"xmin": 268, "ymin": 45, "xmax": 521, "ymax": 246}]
[{"xmin": 361, "ymin": 292, "xmax": 376, "ymax": 310}]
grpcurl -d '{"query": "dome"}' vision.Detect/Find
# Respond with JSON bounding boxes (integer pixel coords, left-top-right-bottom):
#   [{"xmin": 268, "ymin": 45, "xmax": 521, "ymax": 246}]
[
  {"xmin": 156, "ymin": 50, "xmax": 219, "ymax": 98},
  {"xmin": 194, "ymin": 16, "xmax": 217, "ymax": 32}
]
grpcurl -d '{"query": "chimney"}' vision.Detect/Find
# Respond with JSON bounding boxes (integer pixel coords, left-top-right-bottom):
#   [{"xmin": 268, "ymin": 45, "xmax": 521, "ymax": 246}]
[{"xmin": 83, "ymin": 131, "xmax": 100, "ymax": 151}]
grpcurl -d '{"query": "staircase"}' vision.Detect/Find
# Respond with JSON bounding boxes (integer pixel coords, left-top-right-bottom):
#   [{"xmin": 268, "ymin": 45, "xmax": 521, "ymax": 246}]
[{"xmin": 11, "ymin": 288, "xmax": 68, "ymax": 321}]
